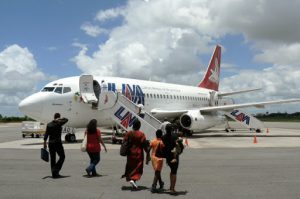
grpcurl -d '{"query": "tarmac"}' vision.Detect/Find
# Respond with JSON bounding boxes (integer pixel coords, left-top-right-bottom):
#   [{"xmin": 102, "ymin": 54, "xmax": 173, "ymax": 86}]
[{"xmin": 1, "ymin": 122, "xmax": 300, "ymax": 199}]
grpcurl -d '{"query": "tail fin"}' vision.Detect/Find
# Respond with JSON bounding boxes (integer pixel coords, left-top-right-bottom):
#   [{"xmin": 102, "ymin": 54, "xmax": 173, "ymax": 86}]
[{"xmin": 198, "ymin": 45, "xmax": 221, "ymax": 91}]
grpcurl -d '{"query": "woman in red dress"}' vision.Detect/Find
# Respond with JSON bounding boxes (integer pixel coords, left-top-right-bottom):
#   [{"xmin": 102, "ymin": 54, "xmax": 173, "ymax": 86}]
[
  {"xmin": 85, "ymin": 119, "xmax": 107, "ymax": 176},
  {"xmin": 122, "ymin": 119, "xmax": 150, "ymax": 189}
]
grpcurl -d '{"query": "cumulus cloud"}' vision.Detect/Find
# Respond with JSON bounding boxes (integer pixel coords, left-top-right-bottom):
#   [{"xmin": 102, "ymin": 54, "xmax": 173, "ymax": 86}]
[
  {"xmin": 0, "ymin": 44, "xmax": 45, "ymax": 116},
  {"xmin": 95, "ymin": 7, "xmax": 125, "ymax": 22},
  {"xmin": 220, "ymin": 65, "xmax": 300, "ymax": 113},
  {"xmin": 80, "ymin": 23, "xmax": 108, "ymax": 37},
  {"xmin": 74, "ymin": 0, "xmax": 300, "ymax": 112},
  {"xmin": 254, "ymin": 43, "xmax": 300, "ymax": 66},
  {"xmin": 75, "ymin": 0, "xmax": 215, "ymax": 85}
]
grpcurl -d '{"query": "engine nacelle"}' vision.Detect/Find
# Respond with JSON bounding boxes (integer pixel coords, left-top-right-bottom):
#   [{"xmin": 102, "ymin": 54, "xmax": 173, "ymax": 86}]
[{"xmin": 180, "ymin": 110, "xmax": 223, "ymax": 131}]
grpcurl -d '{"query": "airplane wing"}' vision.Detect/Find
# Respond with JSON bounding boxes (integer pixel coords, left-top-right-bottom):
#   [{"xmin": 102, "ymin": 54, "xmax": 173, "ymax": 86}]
[
  {"xmin": 151, "ymin": 98, "xmax": 300, "ymax": 118},
  {"xmin": 200, "ymin": 98, "xmax": 300, "ymax": 112}
]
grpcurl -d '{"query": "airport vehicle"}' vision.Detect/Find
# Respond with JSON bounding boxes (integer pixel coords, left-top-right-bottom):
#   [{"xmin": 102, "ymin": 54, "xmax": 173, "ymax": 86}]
[
  {"xmin": 18, "ymin": 45, "xmax": 300, "ymax": 140},
  {"xmin": 21, "ymin": 121, "xmax": 45, "ymax": 138}
]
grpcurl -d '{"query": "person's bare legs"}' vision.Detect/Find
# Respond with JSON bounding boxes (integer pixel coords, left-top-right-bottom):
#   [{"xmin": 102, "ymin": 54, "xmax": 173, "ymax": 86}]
[{"xmin": 170, "ymin": 173, "xmax": 177, "ymax": 194}]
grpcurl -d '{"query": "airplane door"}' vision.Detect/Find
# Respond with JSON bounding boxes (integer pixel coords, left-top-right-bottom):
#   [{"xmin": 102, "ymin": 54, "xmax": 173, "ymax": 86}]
[
  {"xmin": 209, "ymin": 91, "xmax": 217, "ymax": 106},
  {"xmin": 79, "ymin": 75, "xmax": 98, "ymax": 104}
]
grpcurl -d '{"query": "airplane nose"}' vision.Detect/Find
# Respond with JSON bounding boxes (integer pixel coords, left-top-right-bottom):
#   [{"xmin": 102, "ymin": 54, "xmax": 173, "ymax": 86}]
[{"xmin": 18, "ymin": 93, "xmax": 43, "ymax": 120}]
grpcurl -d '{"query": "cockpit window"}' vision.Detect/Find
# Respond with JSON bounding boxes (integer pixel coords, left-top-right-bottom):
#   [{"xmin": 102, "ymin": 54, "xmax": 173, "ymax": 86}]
[
  {"xmin": 54, "ymin": 87, "xmax": 63, "ymax": 94},
  {"xmin": 63, "ymin": 87, "xmax": 71, "ymax": 93},
  {"xmin": 41, "ymin": 87, "xmax": 55, "ymax": 92}
]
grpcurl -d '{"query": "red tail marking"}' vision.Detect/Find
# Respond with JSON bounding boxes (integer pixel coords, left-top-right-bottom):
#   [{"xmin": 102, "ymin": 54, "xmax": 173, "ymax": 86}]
[{"xmin": 198, "ymin": 45, "xmax": 221, "ymax": 91}]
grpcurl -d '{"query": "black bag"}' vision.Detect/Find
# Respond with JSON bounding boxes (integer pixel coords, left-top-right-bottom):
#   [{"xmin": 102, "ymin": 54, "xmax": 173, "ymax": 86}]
[
  {"xmin": 176, "ymin": 139, "xmax": 184, "ymax": 155},
  {"xmin": 41, "ymin": 148, "xmax": 49, "ymax": 162},
  {"xmin": 120, "ymin": 132, "xmax": 132, "ymax": 156},
  {"xmin": 155, "ymin": 142, "xmax": 166, "ymax": 158}
]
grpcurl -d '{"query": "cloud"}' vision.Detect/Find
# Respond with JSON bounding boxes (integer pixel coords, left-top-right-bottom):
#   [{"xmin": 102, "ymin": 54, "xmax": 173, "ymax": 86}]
[
  {"xmin": 74, "ymin": 0, "xmax": 300, "ymax": 112},
  {"xmin": 210, "ymin": 0, "xmax": 300, "ymax": 44},
  {"xmin": 80, "ymin": 23, "xmax": 108, "ymax": 37},
  {"xmin": 254, "ymin": 43, "xmax": 300, "ymax": 66},
  {"xmin": 47, "ymin": 46, "xmax": 58, "ymax": 51},
  {"xmin": 95, "ymin": 7, "xmax": 125, "ymax": 22},
  {"xmin": 75, "ymin": 0, "xmax": 215, "ymax": 85},
  {"xmin": 0, "ymin": 44, "xmax": 45, "ymax": 116}
]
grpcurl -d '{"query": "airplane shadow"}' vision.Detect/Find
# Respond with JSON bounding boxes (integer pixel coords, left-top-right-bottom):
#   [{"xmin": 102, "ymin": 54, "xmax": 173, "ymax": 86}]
[{"xmin": 185, "ymin": 130, "xmax": 300, "ymax": 139}]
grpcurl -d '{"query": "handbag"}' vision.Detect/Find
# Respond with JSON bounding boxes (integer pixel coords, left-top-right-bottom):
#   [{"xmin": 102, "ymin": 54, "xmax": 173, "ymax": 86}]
[
  {"xmin": 120, "ymin": 132, "xmax": 132, "ymax": 156},
  {"xmin": 155, "ymin": 142, "xmax": 166, "ymax": 158},
  {"xmin": 41, "ymin": 148, "xmax": 49, "ymax": 162},
  {"xmin": 81, "ymin": 133, "xmax": 87, "ymax": 152}
]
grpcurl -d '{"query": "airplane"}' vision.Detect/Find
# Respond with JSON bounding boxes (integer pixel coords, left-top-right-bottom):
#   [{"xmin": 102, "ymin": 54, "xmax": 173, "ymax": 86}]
[{"xmin": 18, "ymin": 45, "xmax": 300, "ymax": 141}]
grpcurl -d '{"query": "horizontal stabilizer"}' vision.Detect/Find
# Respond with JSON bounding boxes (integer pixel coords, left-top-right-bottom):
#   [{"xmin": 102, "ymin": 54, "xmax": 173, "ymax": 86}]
[{"xmin": 218, "ymin": 88, "xmax": 261, "ymax": 97}]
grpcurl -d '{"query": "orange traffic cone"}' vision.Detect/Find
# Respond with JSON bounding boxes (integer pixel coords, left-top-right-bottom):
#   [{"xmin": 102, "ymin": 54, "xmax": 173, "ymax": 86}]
[
  {"xmin": 266, "ymin": 128, "xmax": 269, "ymax": 133},
  {"xmin": 185, "ymin": 137, "xmax": 189, "ymax": 146},
  {"xmin": 253, "ymin": 133, "xmax": 258, "ymax": 144}
]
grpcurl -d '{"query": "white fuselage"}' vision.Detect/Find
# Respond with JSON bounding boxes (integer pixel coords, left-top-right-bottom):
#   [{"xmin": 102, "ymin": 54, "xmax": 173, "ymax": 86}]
[{"xmin": 19, "ymin": 76, "xmax": 228, "ymax": 130}]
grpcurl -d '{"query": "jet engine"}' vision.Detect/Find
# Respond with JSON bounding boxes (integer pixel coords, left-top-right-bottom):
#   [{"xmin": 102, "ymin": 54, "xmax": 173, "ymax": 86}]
[{"xmin": 180, "ymin": 110, "xmax": 223, "ymax": 131}]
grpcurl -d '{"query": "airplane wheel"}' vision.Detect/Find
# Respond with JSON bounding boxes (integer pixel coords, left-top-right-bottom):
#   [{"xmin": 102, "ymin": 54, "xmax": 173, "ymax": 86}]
[
  {"xmin": 69, "ymin": 134, "xmax": 76, "ymax": 143},
  {"xmin": 185, "ymin": 130, "xmax": 193, "ymax": 137},
  {"xmin": 256, "ymin": 129, "xmax": 261, "ymax": 133},
  {"xmin": 22, "ymin": 134, "xmax": 25, "ymax": 138},
  {"xmin": 65, "ymin": 133, "xmax": 70, "ymax": 142},
  {"xmin": 112, "ymin": 137, "xmax": 117, "ymax": 144},
  {"xmin": 31, "ymin": 133, "xmax": 34, "ymax": 138},
  {"xmin": 36, "ymin": 134, "xmax": 40, "ymax": 138}
]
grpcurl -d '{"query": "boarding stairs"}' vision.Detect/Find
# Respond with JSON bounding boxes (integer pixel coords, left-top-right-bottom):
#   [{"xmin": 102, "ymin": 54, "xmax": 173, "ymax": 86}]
[
  {"xmin": 224, "ymin": 109, "xmax": 264, "ymax": 132},
  {"xmin": 79, "ymin": 75, "xmax": 161, "ymax": 140}
]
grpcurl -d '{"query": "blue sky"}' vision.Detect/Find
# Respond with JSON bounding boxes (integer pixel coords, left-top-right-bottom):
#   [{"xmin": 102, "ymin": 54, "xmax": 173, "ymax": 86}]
[
  {"xmin": 0, "ymin": 0, "xmax": 299, "ymax": 116},
  {"xmin": 0, "ymin": 0, "xmax": 124, "ymax": 78}
]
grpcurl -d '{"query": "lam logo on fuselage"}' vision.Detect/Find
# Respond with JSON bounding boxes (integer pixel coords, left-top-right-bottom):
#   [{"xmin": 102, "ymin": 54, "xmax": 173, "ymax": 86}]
[{"xmin": 107, "ymin": 83, "xmax": 144, "ymax": 105}]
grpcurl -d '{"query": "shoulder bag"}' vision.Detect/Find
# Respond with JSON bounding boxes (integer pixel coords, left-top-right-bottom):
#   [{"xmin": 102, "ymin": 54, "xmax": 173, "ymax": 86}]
[
  {"xmin": 81, "ymin": 132, "xmax": 87, "ymax": 152},
  {"xmin": 120, "ymin": 131, "xmax": 132, "ymax": 156}
]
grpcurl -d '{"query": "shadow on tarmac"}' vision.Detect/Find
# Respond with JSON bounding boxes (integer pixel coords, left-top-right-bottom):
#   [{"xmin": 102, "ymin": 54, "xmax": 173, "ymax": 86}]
[
  {"xmin": 152, "ymin": 189, "xmax": 188, "ymax": 196},
  {"xmin": 121, "ymin": 186, "xmax": 188, "ymax": 195},
  {"xmin": 42, "ymin": 175, "xmax": 70, "ymax": 179},
  {"xmin": 121, "ymin": 185, "xmax": 148, "ymax": 191},
  {"xmin": 82, "ymin": 174, "xmax": 107, "ymax": 178}
]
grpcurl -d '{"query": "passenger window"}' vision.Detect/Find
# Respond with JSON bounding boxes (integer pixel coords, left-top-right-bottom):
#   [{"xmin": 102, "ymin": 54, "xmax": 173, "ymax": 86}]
[
  {"xmin": 54, "ymin": 87, "xmax": 63, "ymax": 94},
  {"xmin": 41, "ymin": 87, "xmax": 55, "ymax": 92},
  {"xmin": 63, "ymin": 87, "xmax": 71, "ymax": 93}
]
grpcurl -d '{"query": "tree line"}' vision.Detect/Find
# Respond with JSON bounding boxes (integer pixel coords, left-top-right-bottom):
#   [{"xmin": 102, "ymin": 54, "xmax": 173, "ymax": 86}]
[
  {"xmin": 0, "ymin": 114, "xmax": 34, "ymax": 122},
  {"xmin": 1, "ymin": 112, "xmax": 299, "ymax": 123},
  {"xmin": 255, "ymin": 112, "xmax": 300, "ymax": 122}
]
